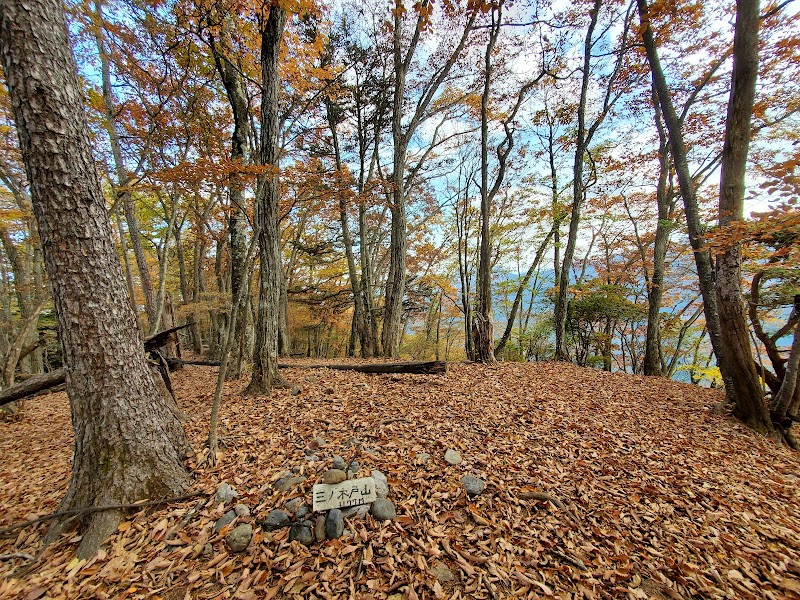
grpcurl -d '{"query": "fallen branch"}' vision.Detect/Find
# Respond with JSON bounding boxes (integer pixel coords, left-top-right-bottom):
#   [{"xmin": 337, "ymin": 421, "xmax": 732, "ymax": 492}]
[
  {"xmin": 380, "ymin": 418, "xmax": 410, "ymax": 425},
  {"xmin": 0, "ymin": 552, "xmax": 35, "ymax": 561},
  {"xmin": 0, "ymin": 492, "xmax": 206, "ymax": 536},
  {"xmin": 167, "ymin": 358, "xmax": 448, "ymax": 375},
  {"xmin": 519, "ymin": 490, "xmax": 580, "ymax": 523},
  {"xmin": 549, "ymin": 548, "xmax": 587, "ymax": 571}
]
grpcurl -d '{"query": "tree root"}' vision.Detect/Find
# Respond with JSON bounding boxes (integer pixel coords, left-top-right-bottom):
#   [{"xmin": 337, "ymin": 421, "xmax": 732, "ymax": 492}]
[{"xmin": 0, "ymin": 491, "xmax": 206, "ymax": 537}]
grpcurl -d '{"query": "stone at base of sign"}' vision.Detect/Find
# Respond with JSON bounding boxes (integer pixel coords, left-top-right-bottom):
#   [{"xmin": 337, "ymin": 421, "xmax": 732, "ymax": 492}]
[{"xmin": 313, "ymin": 476, "xmax": 377, "ymax": 512}]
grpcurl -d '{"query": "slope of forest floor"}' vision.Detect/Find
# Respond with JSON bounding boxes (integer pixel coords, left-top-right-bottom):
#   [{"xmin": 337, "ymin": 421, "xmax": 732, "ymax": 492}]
[{"xmin": 1, "ymin": 361, "xmax": 799, "ymax": 599}]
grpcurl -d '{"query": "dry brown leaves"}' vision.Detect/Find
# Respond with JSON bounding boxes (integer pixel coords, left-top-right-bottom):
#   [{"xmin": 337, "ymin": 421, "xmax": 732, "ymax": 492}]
[{"xmin": 1, "ymin": 361, "xmax": 799, "ymax": 599}]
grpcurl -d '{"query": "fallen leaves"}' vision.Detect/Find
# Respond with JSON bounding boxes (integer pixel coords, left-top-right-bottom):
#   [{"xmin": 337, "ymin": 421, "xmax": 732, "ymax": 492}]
[{"xmin": 1, "ymin": 361, "xmax": 800, "ymax": 599}]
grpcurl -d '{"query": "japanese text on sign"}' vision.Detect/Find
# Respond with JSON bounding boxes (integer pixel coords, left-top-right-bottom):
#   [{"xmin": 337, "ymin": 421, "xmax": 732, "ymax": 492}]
[{"xmin": 312, "ymin": 477, "xmax": 377, "ymax": 512}]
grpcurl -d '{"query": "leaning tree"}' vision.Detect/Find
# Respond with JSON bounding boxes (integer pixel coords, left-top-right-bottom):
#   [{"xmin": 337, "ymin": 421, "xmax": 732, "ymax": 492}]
[{"xmin": 0, "ymin": 0, "xmax": 190, "ymax": 558}]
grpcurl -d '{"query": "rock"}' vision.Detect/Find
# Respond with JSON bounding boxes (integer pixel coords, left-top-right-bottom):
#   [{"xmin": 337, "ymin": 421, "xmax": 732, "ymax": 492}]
[
  {"xmin": 431, "ymin": 560, "xmax": 455, "ymax": 583},
  {"xmin": 364, "ymin": 448, "xmax": 381, "ymax": 457},
  {"xmin": 202, "ymin": 543, "xmax": 213, "ymax": 557},
  {"xmin": 325, "ymin": 509, "xmax": 344, "ymax": 539},
  {"xmin": 416, "ymin": 452, "xmax": 431, "ymax": 465},
  {"xmin": 314, "ymin": 515, "xmax": 327, "ymax": 542},
  {"xmin": 296, "ymin": 505, "xmax": 310, "ymax": 519},
  {"xmin": 226, "ymin": 523, "xmax": 252, "ymax": 553},
  {"xmin": 444, "ymin": 449, "xmax": 462, "ymax": 465},
  {"xmin": 345, "ymin": 437, "xmax": 360, "ymax": 446},
  {"xmin": 305, "ymin": 375, "xmax": 319, "ymax": 383},
  {"xmin": 371, "ymin": 470, "xmax": 389, "ymax": 498},
  {"xmin": 234, "ymin": 503, "xmax": 250, "ymax": 517},
  {"xmin": 275, "ymin": 475, "xmax": 306, "ymax": 492},
  {"xmin": 461, "ymin": 475, "xmax": 485, "ymax": 497},
  {"xmin": 291, "ymin": 385, "xmax": 302, "ymax": 396},
  {"xmin": 331, "ymin": 455, "xmax": 346, "ymax": 470},
  {"xmin": 215, "ymin": 483, "xmax": 238, "ymax": 503},
  {"xmin": 214, "ymin": 509, "xmax": 236, "ymax": 533},
  {"xmin": 261, "ymin": 509, "xmax": 291, "ymax": 531},
  {"xmin": 289, "ymin": 520, "xmax": 314, "ymax": 545},
  {"xmin": 370, "ymin": 498, "xmax": 396, "ymax": 521},
  {"xmin": 310, "ymin": 436, "xmax": 327, "ymax": 449},
  {"xmin": 285, "ymin": 498, "xmax": 304, "ymax": 513},
  {"xmin": 346, "ymin": 460, "xmax": 360, "ymax": 478},
  {"xmin": 305, "ymin": 455, "xmax": 319, "ymax": 462},
  {"xmin": 341, "ymin": 505, "xmax": 370, "ymax": 520},
  {"xmin": 291, "ymin": 465, "xmax": 301, "ymax": 473},
  {"xmin": 323, "ymin": 469, "xmax": 347, "ymax": 484}
]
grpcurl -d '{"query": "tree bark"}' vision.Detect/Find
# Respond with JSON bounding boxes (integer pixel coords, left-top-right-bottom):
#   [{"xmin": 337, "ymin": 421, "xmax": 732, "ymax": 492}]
[
  {"xmin": 714, "ymin": 0, "xmax": 773, "ymax": 434},
  {"xmin": 636, "ymin": 0, "xmax": 731, "ymax": 394},
  {"xmin": 0, "ymin": 0, "xmax": 189, "ymax": 558},
  {"xmin": 246, "ymin": 5, "xmax": 286, "ymax": 395},
  {"xmin": 554, "ymin": 0, "xmax": 600, "ymax": 360}
]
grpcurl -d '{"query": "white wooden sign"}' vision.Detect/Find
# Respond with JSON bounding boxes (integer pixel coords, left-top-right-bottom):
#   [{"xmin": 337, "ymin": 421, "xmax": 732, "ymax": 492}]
[{"xmin": 313, "ymin": 476, "xmax": 377, "ymax": 512}]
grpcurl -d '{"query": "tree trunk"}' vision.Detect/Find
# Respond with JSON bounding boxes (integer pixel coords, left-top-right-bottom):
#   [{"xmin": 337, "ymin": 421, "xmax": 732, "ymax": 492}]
[
  {"xmin": 246, "ymin": 5, "xmax": 286, "ymax": 395},
  {"xmin": 0, "ymin": 0, "xmax": 189, "ymax": 559},
  {"xmin": 554, "ymin": 0, "xmax": 600, "ymax": 360},
  {"xmin": 637, "ymin": 0, "xmax": 732, "ymax": 395},
  {"xmin": 644, "ymin": 82, "xmax": 673, "ymax": 376},
  {"xmin": 209, "ymin": 28, "xmax": 250, "ymax": 376},
  {"xmin": 715, "ymin": 0, "xmax": 773, "ymax": 434}
]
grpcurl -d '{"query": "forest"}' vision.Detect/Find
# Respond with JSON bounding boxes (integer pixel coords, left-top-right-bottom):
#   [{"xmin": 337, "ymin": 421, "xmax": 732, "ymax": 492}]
[{"xmin": 0, "ymin": 0, "xmax": 799, "ymax": 596}]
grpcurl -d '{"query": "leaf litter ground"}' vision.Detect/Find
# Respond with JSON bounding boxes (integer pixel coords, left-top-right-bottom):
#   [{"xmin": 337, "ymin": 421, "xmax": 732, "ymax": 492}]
[{"xmin": 1, "ymin": 361, "xmax": 799, "ymax": 599}]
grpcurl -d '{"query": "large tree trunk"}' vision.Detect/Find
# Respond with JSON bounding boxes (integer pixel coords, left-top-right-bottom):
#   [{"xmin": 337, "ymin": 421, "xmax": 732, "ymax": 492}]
[
  {"xmin": 637, "ymin": 0, "xmax": 731, "ymax": 394},
  {"xmin": 0, "ymin": 0, "xmax": 189, "ymax": 559},
  {"xmin": 715, "ymin": 0, "xmax": 773, "ymax": 434},
  {"xmin": 246, "ymin": 5, "xmax": 286, "ymax": 395}
]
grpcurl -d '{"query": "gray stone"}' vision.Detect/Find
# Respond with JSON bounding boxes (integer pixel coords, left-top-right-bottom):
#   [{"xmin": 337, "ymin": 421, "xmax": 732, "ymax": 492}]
[
  {"xmin": 226, "ymin": 523, "xmax": 253, "ymax": 553},
  {"xmin": 346, "ymin": 460, "xmax": 360, "ymax": 478},
  {"xmin": 275, "ymin": 475, "xmax": 306, "ymax": 492},
  {"xmin": 364, "ymin": 448, "xmax": 381, "ymax": 457},
  {"xmin": 311, "ymin": 436, "xmax": 327, "ymax": 448},
  {"xmin": 416, "ymin": 452, "xmax": 431, "ymax": 465},
  {"xmin": 331, "ymin": 455, "xmax": 347, "ymax": 470},
  {"xmin": 430, "ymin": 560, "xmax": 455, "ymax": 583},
  {"xmin": 323, "ymin": 469, "xmax": 347, "ymax": 484},
  {"xmin": 291, "ymin": 465, "xmax": 301, "ymax": 473},
  {"xmin": 305, "ymin": 455, "xmax": 319, "ymax": 462},
  {"xmin": 289, "ymin": 520, "xmax": 314, "ymax": 546},
  {"xmin": 291, "ymin": 385, "xmax": 302, "ymax": 396},
  {"xmin": 444, "ymin": 449, "xmax": 462, "ymax": 465},
  {"xmin": 234, "ymin": 503, "xmax": 250, "ymax": 517},
  {"xmin": 314, "ymin": 515, "xmax": 327, "ymax": 542},
  {"xmin": 214, "ymin": 509, "xmax": 236, "ymax": 533},
  {"xmin": 371, "ymin": 469, "xmax": 389, "ymax": 498},
  {"xmin": 370, "ymin": 498, "xmax": 396, "ymax": 521},
  {"xmin": 202, "ymin": 543, "xmax": 213, "ymax": 557},
  {"xmin": 461, "ymin": 475, "xmax": 485, "ymax": 497},
  {"xmin": 215, "ymin": 483, "xmax": 238, "ymax": 503},
  {"xmin": 325, "ymin": 509, "xmax": 345, "ymax": 539},
  {"xmin": 296, "ymin": 505, "xmax": 310, "ymax": 519},
  {"xmin": 262, "ymin": 509, "xmax": 291, "ymax": 531},
  {"xmin": 341, "ymin": 505, "xmax": 370, "ymax": 520},
  {"xmin": 285, "ymin": 498, "xmax": 305, "ymax": 513}
]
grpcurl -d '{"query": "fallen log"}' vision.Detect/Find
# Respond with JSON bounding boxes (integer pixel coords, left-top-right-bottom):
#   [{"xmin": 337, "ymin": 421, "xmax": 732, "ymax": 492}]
[
  {"xmin": 166, "ymin": 358, "xmax": 447, "ymax": 375},
  {"xmin": 0, "ymin": 325, "xmax": 193, "ymax": 407},
  {"xmin": 0, "ymin": 369, "xmax": 66, "ymax": 407},
  {"xmin": 1, "ymin": 357, "xmax": 448, "ymax": 406}
]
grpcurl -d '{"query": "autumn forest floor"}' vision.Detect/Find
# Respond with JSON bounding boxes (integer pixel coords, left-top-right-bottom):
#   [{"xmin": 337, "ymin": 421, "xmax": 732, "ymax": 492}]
[{"xmin": 1, "ymin": 361, "xmax": 799, "ymax": 599}]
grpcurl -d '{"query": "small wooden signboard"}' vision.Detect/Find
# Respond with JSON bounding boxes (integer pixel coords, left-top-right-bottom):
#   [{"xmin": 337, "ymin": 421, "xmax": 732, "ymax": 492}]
[{"xmin": 313, "ymin": 476, "xmax": 377, "ymax": 512}]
